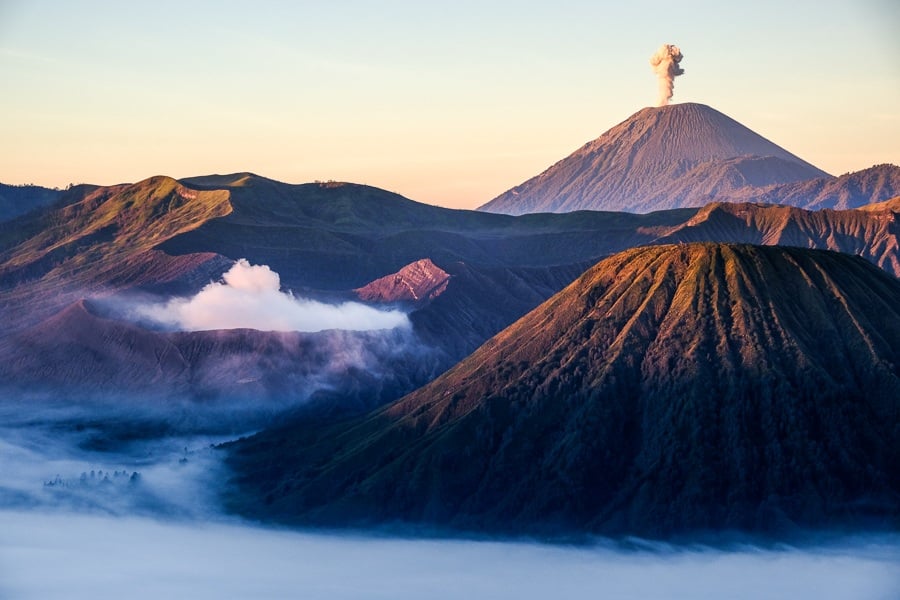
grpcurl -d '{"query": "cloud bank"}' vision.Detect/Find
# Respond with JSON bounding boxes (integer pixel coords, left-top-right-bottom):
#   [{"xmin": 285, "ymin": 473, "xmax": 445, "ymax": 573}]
[
  {"xmin": 1, "ymin": 509, "xmax": 898, "ymax": 600},
  {"xmin": 136, "ymin": 259, "xmax": 409, "ymax": 332},
  {"xmin": 0, "ymin": 412, "xmax": 898, "ymax": 600}
]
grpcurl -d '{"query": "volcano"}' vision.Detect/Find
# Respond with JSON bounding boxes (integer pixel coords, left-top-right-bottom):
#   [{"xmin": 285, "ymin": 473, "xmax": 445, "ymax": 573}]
[
  {"xmin": 479, "ymin": 103, "xmax": 830, "ymax": 214},
  {"xmin": 227, "ymin": 243, "xmax": 900, "ymax": 538}
]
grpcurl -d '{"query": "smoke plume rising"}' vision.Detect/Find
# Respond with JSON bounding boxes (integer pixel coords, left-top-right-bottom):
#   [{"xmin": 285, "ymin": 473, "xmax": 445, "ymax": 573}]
[
  {"xmin": 135, "ymin": 259, "xmax": 409, "ymax": 332},
  {"xmin": 649, "ymin": 43, "xmax": 684, "ymax": 106}
]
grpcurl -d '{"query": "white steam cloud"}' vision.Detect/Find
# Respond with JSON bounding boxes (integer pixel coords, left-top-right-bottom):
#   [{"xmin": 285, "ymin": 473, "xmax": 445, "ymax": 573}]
[
  {"xmin": 649, "ymin": 43, "xmax": 685, "ymax": 106},
  {"xmin": 136, "ymin": 259, "xmax": 409, "ymax": 332}
]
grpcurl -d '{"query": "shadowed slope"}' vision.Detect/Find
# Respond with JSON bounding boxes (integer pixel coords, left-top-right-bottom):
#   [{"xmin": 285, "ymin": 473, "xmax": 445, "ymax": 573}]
[
  {"xmin": 0, "ymin": 183, "xmax": 63, "ymax": 222},
  {"xmin": 227, "ymin": 243, "xmax": 900, "ymax": 538}
]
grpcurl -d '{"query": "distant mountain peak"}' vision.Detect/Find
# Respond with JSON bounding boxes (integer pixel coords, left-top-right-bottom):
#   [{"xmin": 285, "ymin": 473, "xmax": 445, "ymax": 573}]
[
  {"xmin": 480, "ymin": 103, "xmax": 830, "ymax": 215},
  {"xmin": 581, "ymin": 102, "xmax": 808, "ymax": 162}
]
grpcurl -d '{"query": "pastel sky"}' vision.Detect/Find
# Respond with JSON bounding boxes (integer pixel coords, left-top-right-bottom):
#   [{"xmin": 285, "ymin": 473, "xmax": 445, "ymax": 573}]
[{"xmin": 1, "ymin": 0, "xmax": 898, "ymax": 209}]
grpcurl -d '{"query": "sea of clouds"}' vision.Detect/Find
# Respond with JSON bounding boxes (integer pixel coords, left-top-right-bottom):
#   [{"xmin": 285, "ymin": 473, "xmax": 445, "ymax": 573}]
[
  {"xmin": 0, "ymin": 403, "xmax": 897, "ymax": 600},
  {"xmin": 2, "ymin": 508, "xmax": 898, "ymax": 600}
]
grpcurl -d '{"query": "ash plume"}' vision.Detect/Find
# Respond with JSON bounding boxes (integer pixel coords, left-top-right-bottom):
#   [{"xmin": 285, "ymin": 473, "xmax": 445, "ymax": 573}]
[{"xmin": 649, "ymin": 44, "xmax": 684, "ymax": 106}]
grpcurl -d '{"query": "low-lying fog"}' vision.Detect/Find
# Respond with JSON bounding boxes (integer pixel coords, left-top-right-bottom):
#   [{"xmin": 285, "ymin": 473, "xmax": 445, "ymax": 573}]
[
  {"xmin": 1, "ymin": 404, "xmax": 897, "ymax": 600},
  {"xmin": 3, "ymin": 511, "xmax": 897, "ymax": 600}
]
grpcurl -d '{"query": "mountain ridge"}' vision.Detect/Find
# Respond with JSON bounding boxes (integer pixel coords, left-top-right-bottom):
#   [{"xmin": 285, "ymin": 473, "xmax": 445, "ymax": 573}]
[
  {"xmin": 2, "ymin": 172, "xmax": 898, "ymax": 337},
  {"xmin": 719, "ymin": 163, "xmax": 900, "ymax": 210}
]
